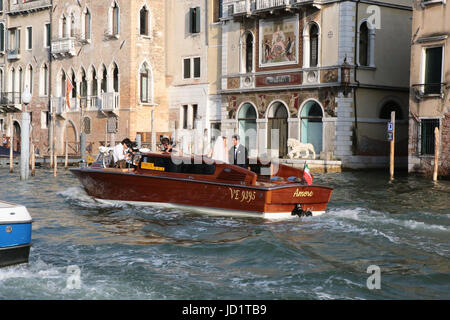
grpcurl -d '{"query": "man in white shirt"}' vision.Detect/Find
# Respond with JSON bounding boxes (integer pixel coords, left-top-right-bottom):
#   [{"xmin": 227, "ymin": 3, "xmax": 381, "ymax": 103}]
[{"xmin": 113, "ymin": 138, "xmax": 132, "ymax": 168}]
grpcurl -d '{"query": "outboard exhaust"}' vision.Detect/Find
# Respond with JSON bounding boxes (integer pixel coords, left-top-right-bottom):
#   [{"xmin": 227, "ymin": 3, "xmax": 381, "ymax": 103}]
[{"xmin": 291, "ymin": 204, "xmax": 312, "ymax": 218}]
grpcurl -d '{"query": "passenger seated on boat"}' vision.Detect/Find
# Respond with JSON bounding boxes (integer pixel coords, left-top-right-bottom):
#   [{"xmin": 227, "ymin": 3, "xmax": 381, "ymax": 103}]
[
  {"xmin": 160, "ymin": 137, "xmax": 175, "ymax": 153},
  {"xmin": 113, "ymin": 138, "xmax": 132, "ymax": 168}
]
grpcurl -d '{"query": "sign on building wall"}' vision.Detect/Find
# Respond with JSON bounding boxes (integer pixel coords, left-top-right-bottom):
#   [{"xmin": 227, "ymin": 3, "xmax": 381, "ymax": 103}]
[{"xmin": 259, "ymin": 15, "xmax": 299, "ymax": 68}]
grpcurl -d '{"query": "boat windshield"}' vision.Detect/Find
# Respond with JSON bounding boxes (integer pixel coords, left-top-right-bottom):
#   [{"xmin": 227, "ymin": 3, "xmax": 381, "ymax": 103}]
[{"xmin": 140, "ymin": 155, "xmax": 216, "ymax": 175}]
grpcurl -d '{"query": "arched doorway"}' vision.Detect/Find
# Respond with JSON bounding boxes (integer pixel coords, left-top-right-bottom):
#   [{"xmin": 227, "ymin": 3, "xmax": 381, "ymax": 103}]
[
  {"xmin": 64, "ymin": 121, "xmax": 78, "ymax": 155},
  {"xmin": 267, "ymin": 101, "xmax": 288, "ymax": 157},
  {"xmin": 238, "ymin": 103, "xmax": 257, "ymax": 152},
  {"xmin": 300, "ymin": 101, "xmax": 323, "ymax": 157},
  {"xmin": 13, "ymin": 121, "xmax": 21, "ymax": 152}
]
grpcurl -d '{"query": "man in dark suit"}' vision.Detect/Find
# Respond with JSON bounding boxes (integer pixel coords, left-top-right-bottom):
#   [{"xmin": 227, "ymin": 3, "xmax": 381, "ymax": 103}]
[{"xmin": 229, "ymin": 134, "xmax": 249, "ymax": 169}]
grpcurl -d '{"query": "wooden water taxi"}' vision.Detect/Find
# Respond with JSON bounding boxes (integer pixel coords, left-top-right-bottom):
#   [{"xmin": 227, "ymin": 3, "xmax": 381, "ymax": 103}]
[{"xmin": 71, "ymin": 152, "xmax": 333, "ymax": 219}]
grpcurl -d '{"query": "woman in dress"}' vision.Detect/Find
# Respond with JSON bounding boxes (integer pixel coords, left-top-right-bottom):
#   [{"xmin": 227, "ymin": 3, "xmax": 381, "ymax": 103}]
[{"xmin": 209, "ymin": 136, "xmax": 228, "ymax": 163}]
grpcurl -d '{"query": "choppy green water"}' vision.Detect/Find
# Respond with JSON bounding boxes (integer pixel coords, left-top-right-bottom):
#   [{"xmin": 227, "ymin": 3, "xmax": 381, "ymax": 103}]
[{"xmin": 0, "ymin": 168, "xmax": 449, "ymax": 299}]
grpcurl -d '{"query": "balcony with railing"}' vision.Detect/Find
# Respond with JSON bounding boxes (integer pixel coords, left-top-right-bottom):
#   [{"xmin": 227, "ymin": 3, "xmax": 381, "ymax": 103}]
[
  {"xmin": 0, "ymin": 92, "xmax": 22, "ymax": 112},
  {"xmin": 51, "ymin": 38, "xmax": 76, "ymax": 58},
  {"xmin": 80, "ymin": 96, "xmax": 100, "ymax": 110},
  {"xmin": 412, "ymin": 83, "xmax": 447, "ymax": 99},
  {"xmin": 101, "ymin": 92, "xmax": 120, "ymax": 114},
  {"xmin": 6, "ymin": 48, "xmax": 20, "ymax": 60},
  {"xmin": 222, "ymin": 0, "xmax": 314, "ymax": 18},
  {"xmin": 8, "ymin": 0, "xmax": 52, "ymax": 15}
]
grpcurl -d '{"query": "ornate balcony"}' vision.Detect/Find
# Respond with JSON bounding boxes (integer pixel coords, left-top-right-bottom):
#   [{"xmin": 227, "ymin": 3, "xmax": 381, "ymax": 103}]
[
  {"xmin": 51, "ymin": 38, "xmax": 76, "ymax": 58},
  {"xmin": 51, "ymin": 97, "xmax": 67, "ymax": 117},
  {"xmin": 101, "ymin": 92, "xmax": 120, "ymax": 114},
  {"xmin": 6, "ymin": 48, "xmax": 20, "ymax": 60},
  {"xmin": 8, "ymin": 0, "xmax": 52, "ymax": 15},
  {"xmin": 222, "ymin": 0, "xmax": 314, "ymax": 18}
]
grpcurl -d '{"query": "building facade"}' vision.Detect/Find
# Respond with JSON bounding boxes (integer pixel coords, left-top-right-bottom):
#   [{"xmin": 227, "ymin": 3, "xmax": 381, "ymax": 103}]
[
  {"xmin": 0, "ymin": 0, "xmax": 52, "ymax": 156},
  {"xmin": 408, "ymin": 0, "xmax": 449, "ymax": 177},
  {"xmin": 219, "ymin": 0, "xmax": 412, "ymax": 168},
  {"xmin": 50, "ymin": 0, "xmax": 169, "ymax": 156},
  {"xmin": 166, "ymin": 0, "xmax": 223, "ymax": 155}
]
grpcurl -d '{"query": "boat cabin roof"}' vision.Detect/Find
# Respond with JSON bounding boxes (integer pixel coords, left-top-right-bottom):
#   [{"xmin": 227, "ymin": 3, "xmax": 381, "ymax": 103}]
[{"xmin": 131, "ymin": 152, "xmax": 306, "ymax": 187}]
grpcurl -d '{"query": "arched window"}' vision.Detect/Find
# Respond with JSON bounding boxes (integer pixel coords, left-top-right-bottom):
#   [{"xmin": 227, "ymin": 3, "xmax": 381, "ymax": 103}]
[
  {"xmin": 379, "ymin": 101, "xmax": 403, "ymax": 120},
  {"xmin": 40, "ymin": 64, "xmax": 49, "ymax": 96},
  {"xmin": 140, "ymin": 6, "xmax": 149, "ymax": 36},
  {"xmin": 359, "ymin": 22, "xmax": 369, "ymax": 66},
  {"xmin": 140, "ymin": 63, "xmax": 152, "ymax": 103},
  {"xmin": 112, "ymin": 63, "xmax": 119, "ymax": 92},
  {"xmin": 244, "ymin": 33, "xmax": 253, "ymax": 73},
  {"xmin": 309, "ymin": 24, "xmax": 319, "ymax": 67},
  {"xmin": 110, "ymin": 2, "xmax": 120, "ymax": 36},
  {"xmin": 267, "ymin": 102, "xmax": 289, "ymax": 157},
  {"xmin": 70, "ymin": 71, "xmax": 76, "ymax": 98},
  {"xmin": 83, "ymin": 8, "xmax": 91, "ymax": 40},
  {"xmin": 70, "ymin": 13, "xmax": 76, "ymax": 38},
  {"xmin": 60, "ymin": 70, "xmax": 66, "ymax": 96},
  {"xmin": 10, "ymin": 67, "xmax": 15, "ymax": 93},
  {"xmin": 18, "ymin": 66, "xmax": 23, "ymax": 96},
  {"xmin": 83, "ymin": 117, "xmax": 91, "ymax": 134},
  {"xmin": 238, "ymin": 103, "xmax": 257, "ymax": 152},
  {"xmin": 90, "ymin": 67, "xmax": 98, "ymax": 97},
  {"xmin": 101, "ymin": 65, "xmax": 107, "ymax": 93},
  {"xmin": 26, "ymin": 65, "xmax": 33, "ymax": 94},
  {"xmin": 300, "ymin": 101, "xmax": 323, "ymax": 156},
  {"xmin": 62, "ymin": 15, "xmax": 68, "ymax": 38},
  {"xmin": 80, "ymin": 69, "xmax": 87, "ymax": 98}
]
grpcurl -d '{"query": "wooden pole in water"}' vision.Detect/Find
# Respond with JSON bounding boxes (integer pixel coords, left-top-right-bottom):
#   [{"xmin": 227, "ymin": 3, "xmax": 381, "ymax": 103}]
[
  {"xmin": 65, "ymin": 137, "xmax": 68, "ymax": 169},
  {"xmin": 433, "ymin": 127, "xmax": 439, "ymax": 181},
  {"xmin": 9, "ymin": 128, "xmax": 13, "ymax": 173},
  {"xmin": 389, "ymin": 111, "xmax": 395, "ymax": 180},
  {"xmin": 54, "ymin": 153, "xmax": 57, "ymax": 177},
  {"xmin": 31, "ymin": 143, "xmax": 35, "ymax": 177}
]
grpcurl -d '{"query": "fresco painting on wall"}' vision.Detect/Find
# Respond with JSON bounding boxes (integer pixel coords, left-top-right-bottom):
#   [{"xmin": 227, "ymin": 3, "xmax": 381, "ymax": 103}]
[{"xmin": 260, "ymin": 15, "xmax": 299, "ymax": 67}]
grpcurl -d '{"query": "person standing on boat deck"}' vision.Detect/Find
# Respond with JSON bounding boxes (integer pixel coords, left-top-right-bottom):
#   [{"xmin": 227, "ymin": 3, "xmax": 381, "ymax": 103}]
[
  {"xmin": 229, "ymin": 134, "xmax": 248, "ymax": 169},
  {"xmin": 113, "ymin": 138, "xmax": 132, "ymax": 168},
  {"xmin": 210, "ymin": 136, "xmax": 228, "ymax": 163}
]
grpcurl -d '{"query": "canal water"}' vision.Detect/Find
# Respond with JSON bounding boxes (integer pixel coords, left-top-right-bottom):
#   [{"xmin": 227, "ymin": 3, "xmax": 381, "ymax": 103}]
[{"xmin": 0, "ymin": 168, "xmax": 449, "ymax": 300}]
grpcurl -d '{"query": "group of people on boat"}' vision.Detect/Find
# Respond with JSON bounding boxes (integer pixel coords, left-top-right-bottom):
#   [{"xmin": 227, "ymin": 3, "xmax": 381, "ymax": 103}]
[{"xmin": 111, "ymin": 134, "xmax": 250, "ymax": 169}]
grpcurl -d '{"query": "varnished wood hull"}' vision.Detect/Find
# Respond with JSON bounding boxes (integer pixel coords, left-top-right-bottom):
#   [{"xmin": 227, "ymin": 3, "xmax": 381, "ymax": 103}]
[{"xmin": 71, "ymin": 168, "xmax": 333, "ymax": 219}]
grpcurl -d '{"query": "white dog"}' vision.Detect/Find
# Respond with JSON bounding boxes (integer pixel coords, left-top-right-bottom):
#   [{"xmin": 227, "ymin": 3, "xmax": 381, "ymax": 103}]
[{"xmin": 287, "ymin": 138, "xmax": 316, "ymax": 159}]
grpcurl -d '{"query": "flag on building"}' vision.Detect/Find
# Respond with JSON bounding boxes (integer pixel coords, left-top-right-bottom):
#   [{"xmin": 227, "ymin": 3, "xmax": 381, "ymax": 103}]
[
  {"xmin": 66, "ymin": 78, "xmax": 74, "ymax": 109},
  {"xmin": 303, "ymin": 163, "xmax": 313, "ymax": 185}
]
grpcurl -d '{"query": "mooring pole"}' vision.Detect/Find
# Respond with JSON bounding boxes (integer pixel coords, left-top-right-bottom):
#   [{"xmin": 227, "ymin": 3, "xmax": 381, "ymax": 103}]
[
  {"xmin": 433, "ymin": 127, "xmax": 439, "ymax": 181},
  {"xmin": 389, "ymin": 111, "xmax": 395, "ymax": 180},
  {"xmin": 9, "ymin": 114, "xmax": 13, "ymax": 173},
  {"xmin": 20, "ymin": 112, "xmax": 30, "ymax": 181}
]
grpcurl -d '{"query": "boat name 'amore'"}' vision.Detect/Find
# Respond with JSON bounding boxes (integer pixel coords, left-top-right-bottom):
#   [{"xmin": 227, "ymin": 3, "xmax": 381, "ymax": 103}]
[{"xmin": 293, "ymin": 189, "xmax": 314, "ymax": 198}]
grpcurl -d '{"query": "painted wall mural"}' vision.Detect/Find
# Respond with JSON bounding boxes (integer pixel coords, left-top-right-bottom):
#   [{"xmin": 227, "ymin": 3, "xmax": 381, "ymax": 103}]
[{"xmin": 259, "ymin": 15, "xmax": 299, "ymax": 67}]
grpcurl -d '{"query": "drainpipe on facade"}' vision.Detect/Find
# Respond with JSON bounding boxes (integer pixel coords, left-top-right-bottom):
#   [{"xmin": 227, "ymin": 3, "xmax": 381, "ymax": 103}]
[{"xmin": 352, "ymin": 0, "xmax": 361, "ymax": 154}]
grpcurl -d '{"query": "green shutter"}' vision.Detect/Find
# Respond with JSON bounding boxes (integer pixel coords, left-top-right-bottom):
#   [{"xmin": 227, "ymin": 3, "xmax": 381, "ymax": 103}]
[
  {"xmin": 189, "ymin": 8, "xmax": 195, "ymax": 33},
  {"xmin": 195, "ymin": 7, "xmax": 201, "ymax": 33}
]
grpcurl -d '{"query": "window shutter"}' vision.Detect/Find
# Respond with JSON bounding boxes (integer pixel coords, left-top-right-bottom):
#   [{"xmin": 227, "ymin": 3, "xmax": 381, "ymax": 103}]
[
  {"xmin": 16, "ymin": 28, "xmax": 20, "ymax": 53},
  {"xmin": 0, "ymin": 24, "xmax": 4, "ymax": 52},
  {"xmin": 189, "ymin": 8, "xmax": 195, "ymax": 33},
  {"xmin": 195, "ymin": 7, "xmax": 201, "ymax": 33}
]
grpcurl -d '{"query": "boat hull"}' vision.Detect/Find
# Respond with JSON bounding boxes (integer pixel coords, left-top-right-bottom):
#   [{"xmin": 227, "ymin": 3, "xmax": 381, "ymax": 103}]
[
  {"xmin": 0, "ymin": 201, "xmax": 32, "ymax": 268},
  {"xmin": 0, "ymin": 243, "xmax": 31, "ymax": 268},
  {"xmin": 71, "ymin": 168, "xmax": 333, "ymax": 219}
]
